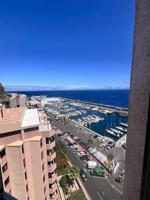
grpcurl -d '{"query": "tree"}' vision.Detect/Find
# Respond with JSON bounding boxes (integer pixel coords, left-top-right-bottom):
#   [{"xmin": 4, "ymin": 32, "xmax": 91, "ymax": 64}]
[
  {"xmin": 87, "ymin": 137, "xmax": 93, "ymax": 145},
  {"xmin": 65, "ymin": 165, "xmax": 79, "ymax": 186},
  {"xmin": 107, "ymin": 153, "xmax": 114, "ymax": 163},
  {"xmin": 60, "ymin": 176, "xmax": 68, "ymax": 194},
  {"xmin": 0, "ymin": 83, "xmax": 5, "ymax": 93}
]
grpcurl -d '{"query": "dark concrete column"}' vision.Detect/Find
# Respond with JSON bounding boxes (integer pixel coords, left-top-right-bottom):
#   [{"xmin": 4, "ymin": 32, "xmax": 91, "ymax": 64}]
[{"xmin": 123, "ymin": 0, "xmax": 150, "ymax": 200}]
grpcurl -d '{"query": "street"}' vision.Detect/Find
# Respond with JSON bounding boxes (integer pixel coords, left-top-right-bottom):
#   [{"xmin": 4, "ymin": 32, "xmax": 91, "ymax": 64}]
[
  {"xmin": 62, "ymin": 139, "xmax": 122, "ymax": 200},
  {"xmin": 48, "ymin": 112, "xmax": 123, "ymax": 199}
]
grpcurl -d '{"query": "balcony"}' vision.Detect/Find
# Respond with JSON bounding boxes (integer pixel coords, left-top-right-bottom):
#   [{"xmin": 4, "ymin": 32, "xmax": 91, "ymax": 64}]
[
  {"xmin": 46, "ymin": 140, "xmax": 56, "ymax": 150},
  {"xmin": 48, "ymin": 163, "xmax": 57, "ymax": 173},
  {"xmin": 4, "ymin": 181, "xmax": 11, "ymax": 193},
  {"xmin": 1, "ymin": 155, "xmax": 7, "ymax": 166},
  {"xmin": 49, "ymin": 183, "xmax": 57, "ymax": 194},
  {"xmin": 49, "ymin": 192, "xmax": 59, "ymax": 200},
  {"xmin": 2, "ymin": 167, "xmax": 9, "ymax": 181},
  {"xmin": 41, "ymin": 129, "xmax": 55, "ymax": 138},
  {"xmin": 48, "ymin": 173, "xmax": 57, "ymax": 184},
  {"xmin": 47, "ymin": 152, "xmax": 56, "ymax": 162}
]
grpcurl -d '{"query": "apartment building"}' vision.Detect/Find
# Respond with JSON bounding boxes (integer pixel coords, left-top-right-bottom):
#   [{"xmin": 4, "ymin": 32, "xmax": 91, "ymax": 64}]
[
  {"xmin": 9, "ymin": 94, "xmax": 27, "ymax": 108},
  {"xmin": 0, "ymin": 105, "xmax": 60, "ymax": 200}
]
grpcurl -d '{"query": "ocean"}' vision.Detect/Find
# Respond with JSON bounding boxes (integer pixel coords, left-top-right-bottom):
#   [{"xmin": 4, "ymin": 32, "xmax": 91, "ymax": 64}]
[{"xmin": 15, "ymin": 89, "xmax": 129, "ymax": 108}]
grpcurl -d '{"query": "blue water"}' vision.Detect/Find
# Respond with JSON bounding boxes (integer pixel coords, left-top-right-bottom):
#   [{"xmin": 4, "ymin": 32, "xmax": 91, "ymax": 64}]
[{"xmin": 14, "ymin": 89, "xmax": 129, "ymax": 108}]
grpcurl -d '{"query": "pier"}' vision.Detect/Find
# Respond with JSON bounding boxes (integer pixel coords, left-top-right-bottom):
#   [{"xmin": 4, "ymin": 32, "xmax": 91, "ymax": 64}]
[{"xmin": 61, "ymin": 97, "xmax": 128, "ymax": 116}]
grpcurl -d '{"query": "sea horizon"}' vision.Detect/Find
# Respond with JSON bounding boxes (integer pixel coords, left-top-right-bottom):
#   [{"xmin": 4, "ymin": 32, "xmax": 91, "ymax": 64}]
[{"xmin": 8, "ymin": 89, "xmax": 129, "ymax": 108}]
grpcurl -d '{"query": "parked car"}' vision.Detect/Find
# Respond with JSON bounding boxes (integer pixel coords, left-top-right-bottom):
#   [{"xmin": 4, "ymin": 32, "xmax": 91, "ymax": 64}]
[
  {"xmin": 77, "ymin": 151, "xmax": 86, "ymax": 156},
  {"xmin": 108, "ymin": 141, "xmax": 115, "ymax": 147},
  {"xmin": 115, "ymin": 176, "xmax": 123, "ymax": 183},
  {"xmin": 80, "ymin": 169, "xmax": 87, "ymax": 182},
  {"xmin": 122, "ymin": 143, "xmax": 126, "ymax": 150}
]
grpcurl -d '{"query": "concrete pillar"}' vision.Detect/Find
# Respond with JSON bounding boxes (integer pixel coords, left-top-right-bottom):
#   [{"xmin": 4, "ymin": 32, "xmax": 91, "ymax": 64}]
[{"xmin": 123, "ymin": 0, "xmax": 150, "ymax": 200}]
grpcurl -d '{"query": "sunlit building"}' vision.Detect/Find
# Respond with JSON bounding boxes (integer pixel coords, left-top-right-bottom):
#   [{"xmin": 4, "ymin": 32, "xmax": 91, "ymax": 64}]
[{"xmin": 0, "ymin": 105, "xmax": 60, "ymax": 200}]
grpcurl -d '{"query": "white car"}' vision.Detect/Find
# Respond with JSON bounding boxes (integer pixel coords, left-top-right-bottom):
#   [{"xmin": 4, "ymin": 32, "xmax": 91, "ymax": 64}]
[{"xmin": 77, "ymin": 151, "xmax": 85, "ymax": 156}]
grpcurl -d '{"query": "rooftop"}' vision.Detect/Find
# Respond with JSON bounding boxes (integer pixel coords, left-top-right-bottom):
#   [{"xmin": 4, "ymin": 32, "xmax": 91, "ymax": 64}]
[
  {"xmin": 0, "ymin": 107, "xmax": 26, "ymax": 133},
  {"xmin": 22, "ymin": 109, "xmax": 40, "ymax": 128},
  {"xmin": 7, "ymin": 140, "xmax": 23, "ymax": 147},
  {"xmin": 0, "ymin": 107, "xmax": 40, "ymax": 134},
  {"xmin": 25, "ymin": 135, "xmax": 42, "ymax": 142}
]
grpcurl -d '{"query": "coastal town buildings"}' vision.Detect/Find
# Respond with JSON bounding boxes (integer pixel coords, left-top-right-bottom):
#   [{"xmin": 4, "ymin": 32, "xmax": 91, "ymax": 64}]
[
  {"xmin": 9, "ymin": 93, "xmax": 27, "ymax": 108},
  {"xmin": 0, "ymin": 105, "xmax": 60, "ymax": 200}
]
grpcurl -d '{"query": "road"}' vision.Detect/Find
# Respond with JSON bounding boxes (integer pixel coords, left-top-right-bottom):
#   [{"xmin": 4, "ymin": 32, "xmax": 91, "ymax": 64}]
[
  {"xmin": 49, "ymin": 113, "xmax": 124, "ymax": 188},
  {"xmin": 61, "ymin": 139, "xmax": 122, "ymax": 200}
]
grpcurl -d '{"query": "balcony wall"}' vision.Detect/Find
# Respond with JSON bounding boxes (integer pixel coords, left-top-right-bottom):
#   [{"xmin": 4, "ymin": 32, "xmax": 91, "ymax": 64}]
[
  {"xmin": 47, "ymin": 152, "xmax": 56, "ymax": 162},
  {"xmin": 48, "ymin": 163, "xmax": 57, "ymax": 174},
  {"xmin": 48, "ymin": 174, "xmax": 57, "ymax": 184},
  {"xmin": 50, "ymin": 192, "xmax": 59, "ymax": 200},
  {"xmin": 46, "ymin": 141, "xmax": 56, "ymax": 150},
  {"xmin": 49, "ymin": 183, "xmax": 58, "ymax": 195}
]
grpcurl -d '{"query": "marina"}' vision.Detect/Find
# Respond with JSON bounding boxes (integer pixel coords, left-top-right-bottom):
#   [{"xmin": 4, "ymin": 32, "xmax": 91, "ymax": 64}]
[{"xmin": 42, "ymin": 97, "xmax": 128, "ymax": 141}]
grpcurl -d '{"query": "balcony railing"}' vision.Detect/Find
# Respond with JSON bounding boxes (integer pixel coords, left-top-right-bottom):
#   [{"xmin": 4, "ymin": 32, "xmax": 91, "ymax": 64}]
[
  {"xmin": 49, "ymin": 183, "xmax": 57, "ymax": 193},
  {"xmin": 47, "ymin": 152, "xmax": 56, "ymax": 162},
  {"xmin": 48, "ymin": 174, "xmax": 57, "ymax": 185},
  {"xmin": 46, "ymin": 140, "xmax": 56, "ymax": 150},
  {"xmin": 48, "ymin": 163, "xmax": 57, "ymax": 173}
]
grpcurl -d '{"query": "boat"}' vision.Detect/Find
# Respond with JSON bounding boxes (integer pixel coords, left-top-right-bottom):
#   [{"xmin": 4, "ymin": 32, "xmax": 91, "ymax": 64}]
[
  {"xmin": 120, "ymin": 123, "xmax": 128, "ymax": 128},
  {"xmin": 106, "ymin": 129, "xmax": 119, "ymax": 137},
  {"xmin": 110, "ymin": 128, "xmax": 124, "ymax": 135},
  {"xmin": 116, "ymin": 126, "xmax": 127, "ymax": 133}
]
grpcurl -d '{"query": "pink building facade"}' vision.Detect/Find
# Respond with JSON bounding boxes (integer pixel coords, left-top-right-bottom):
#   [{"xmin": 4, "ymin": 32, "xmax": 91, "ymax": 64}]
[{"xmin": 0, "ymin": 106, "xmax": 60, "ymax": 200}]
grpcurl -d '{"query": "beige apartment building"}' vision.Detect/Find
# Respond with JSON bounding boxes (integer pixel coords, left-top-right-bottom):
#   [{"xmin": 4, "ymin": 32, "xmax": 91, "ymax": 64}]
[
  {"xmin": 9, "ymin": 94, "xmax": 27, "ymax": 108},
  {"xmin": 0, "ymin": 105, "xmax": 60, "ymax": 200}
]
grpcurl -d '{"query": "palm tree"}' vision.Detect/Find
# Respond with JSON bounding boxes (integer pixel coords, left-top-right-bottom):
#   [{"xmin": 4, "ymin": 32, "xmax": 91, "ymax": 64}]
[
  {"xmin": 0, "ymin": 83, "xmax": 5, "ymax": 93},
  {"xmin": 65, "ymin": 165, "xmax": 79, "ymax": 187},
  {"xmin": 60, "ymin": 176, "xmax": 68, "ymax": 194},
  {"xmin": 87, "ymin": 137, "xmax": 93, "ymax": 145},
  {"xmin": 107, "ymin": 153, "xmax": 114, "ymax": 164}
]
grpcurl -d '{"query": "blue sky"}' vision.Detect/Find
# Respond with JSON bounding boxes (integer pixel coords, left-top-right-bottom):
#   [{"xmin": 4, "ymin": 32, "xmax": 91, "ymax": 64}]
[{"xmin": 0, "ymin": 0, "xmax": 135, "ymax": 90}]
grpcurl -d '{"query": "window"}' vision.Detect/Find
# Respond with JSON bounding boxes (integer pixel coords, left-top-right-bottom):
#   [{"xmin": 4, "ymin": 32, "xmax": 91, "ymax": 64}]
[
  {"xmin": 0, "ymin": 130, "xmax": 21, "ymax": 138},
  {"xmin": 49, "ymin": 192, "xmax": 56, "ymax": 198},
  {"xmin": 0, "ymin": 149, "xmax": 6, "ymax": 158},
  {"xmin": 46, "ymin": 137, "xmax": 55, "ymax": 144},
  {"xmin": 42, "ymin": 163, "xmax": 44, "ymax": 171},
  {"xmin": 24, "ymin": 127, "xmax": 39, "ymax": 133},
  {"xmin": 44, "ymin": 186, "xmax": 46, "ymax": 194},
  {"xmin": 47, "ymin": 148, "xmax": 55, "ymax": 156},
  {"xmin": 43, "ymin": 175, "xmax": 45, "ymax": 182},
  {"xmin": 23, "ymin": 158, "xmax": 26, "ymax": 168},
  {"xmin": 48, "ymin": 171, "xmax": 55, "ymax": 178},
  {"xmin": 4, "ymin": 177, "xmax": 9, "ymax": 186},
  {"xmin": 46, "ymin": 138, "xmax": 50, "ymax": 144},
  {"xmin": 49, "ymin": 181, "xmax": 56, "ymax": 189},
  {"xmin": 22, "ymin": 145, "xmax": 24, "ymax": 154},
  {"xmin": 25, "ymin": 172, "xmax": 27, "ymax": 179},
  {"xmin": 40, "ymin": 139, "xmax": 43, "ymax": 147},
  {"xmin": 41, "ymin": 151, "xmax": 44, "ymax": 160},
  {"xmin": 26, "ymin": 185, "xmax": 28, "ymax": 192},
  {"xmin": 48, "ymin": 161, "xmax": 54, "ymax": 166},
  {"xmin": 2, "ymin": 163, "xmax": 8, "ymax": 173}
]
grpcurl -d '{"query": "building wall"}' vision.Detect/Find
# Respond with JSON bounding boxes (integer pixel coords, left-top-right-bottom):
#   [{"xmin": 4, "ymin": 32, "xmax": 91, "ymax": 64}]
[
  {"xmin": 24, "ymin": 139, "xmax": 45, "ymax": 200},
  {"xmin": 0, "ymin": 108, "xmax": 60, "ymax": 200},
  {"xmin": 9, "ymin": 98, "xmax": 17, "ymax": 108},
  {"xmin": 19, "ymin": 95, "xmax": 26, "ymax": 107},
  {"xmin": 6, "ymin": 146, "xmax": 27, "ymax": 200}
]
